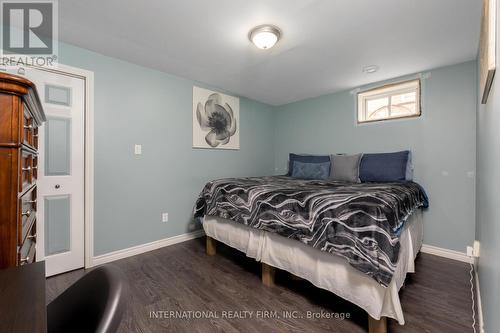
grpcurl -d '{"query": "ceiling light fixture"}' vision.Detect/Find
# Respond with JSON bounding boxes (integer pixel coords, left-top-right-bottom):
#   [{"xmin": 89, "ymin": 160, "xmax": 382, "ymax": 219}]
[
  {"xmin": 362, "ymin": 65, "xmax": 379, "ymax": 74},
  {"xmin": 249, "ymin": 25, "xmax": 281, "ymax": 50}
]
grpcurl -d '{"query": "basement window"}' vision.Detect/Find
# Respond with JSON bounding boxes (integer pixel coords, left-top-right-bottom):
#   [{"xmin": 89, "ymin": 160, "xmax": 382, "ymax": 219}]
[{"xmin": 357, "ymin": 79, "xmax": 421, "ymax": 123}]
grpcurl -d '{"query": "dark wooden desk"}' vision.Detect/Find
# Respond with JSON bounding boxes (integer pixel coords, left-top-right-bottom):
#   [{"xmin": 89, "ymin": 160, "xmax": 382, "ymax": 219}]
[{"xmin": 0, "ymin": 262, "xmax": 47, "ymax": 333}]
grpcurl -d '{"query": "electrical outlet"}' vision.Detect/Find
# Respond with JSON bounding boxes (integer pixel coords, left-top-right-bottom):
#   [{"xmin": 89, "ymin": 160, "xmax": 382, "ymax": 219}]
[
  {"xmin": 466, "ymin": 246, "xmax": 474, "ymax": 257},
  {"xmin": 162, "ymin": 212, "xmax": 169, "ymax": 222},
  {"xmin": 473, "ymin": 240, "xmax": 481, "ymax": 257},
  {"xmin": 134, "ymin": 144, "xmax": 142, "ymax": 155}
]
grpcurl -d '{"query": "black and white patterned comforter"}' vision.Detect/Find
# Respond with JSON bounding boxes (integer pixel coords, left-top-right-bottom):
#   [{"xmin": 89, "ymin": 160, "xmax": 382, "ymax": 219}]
[{"xmin": 194, "ymin": 176, "xmax": 428, "ymax": 287}]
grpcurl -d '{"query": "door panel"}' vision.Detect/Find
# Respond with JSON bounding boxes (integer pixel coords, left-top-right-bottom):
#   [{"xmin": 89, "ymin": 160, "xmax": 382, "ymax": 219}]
[
  {"xmin": 45, "ymin": 84, "xmax": 72, "ymax": 106},
  {"xmin": 44, "ymin": 195, "xmax": 71, "ymax": 256},
  {"xmin": 45, "ymin": 117, "xmax": 71, "ymax": 176}
]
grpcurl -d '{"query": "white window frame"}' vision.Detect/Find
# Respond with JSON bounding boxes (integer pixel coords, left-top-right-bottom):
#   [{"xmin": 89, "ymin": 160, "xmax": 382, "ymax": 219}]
[{"xmin": 357, "ymin": 79, "xmax": 421, "ymax": 124}]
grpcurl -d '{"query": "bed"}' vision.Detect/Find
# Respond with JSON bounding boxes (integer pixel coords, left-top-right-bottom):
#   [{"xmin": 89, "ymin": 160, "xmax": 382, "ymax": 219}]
[{"xmin": 195, "ymin": 176, "xmax": 428, "ymax": 333}]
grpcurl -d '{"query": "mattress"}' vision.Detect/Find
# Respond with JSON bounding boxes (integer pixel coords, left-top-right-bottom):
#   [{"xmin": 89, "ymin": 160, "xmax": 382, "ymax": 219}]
[
  {"xmin": 202, "ymin": 209, "xmax": 423, "ymax": 325},
  {"xmin": 195, "ymin": 175, "xmax": 428, "ymax": 286}
]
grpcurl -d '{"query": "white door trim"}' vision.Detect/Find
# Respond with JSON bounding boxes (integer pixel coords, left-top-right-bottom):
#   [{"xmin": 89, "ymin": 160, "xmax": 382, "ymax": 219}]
[{"xmin": 9, "ymin": 62, "xmax": 95, "ymax": 270}]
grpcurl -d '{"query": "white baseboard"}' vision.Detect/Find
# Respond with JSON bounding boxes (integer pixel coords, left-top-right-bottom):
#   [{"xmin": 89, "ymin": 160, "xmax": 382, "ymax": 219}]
[
  {"xmin": 90, "ymin": 229, "xmax": 205, "ymax": 267},
  {"xmin": 420, "ymin": 244, "xmax": 473, "ymax": 264},
  {"xmin": 475, "ymin": 269, "xmax": 485, "ymax": 333}
]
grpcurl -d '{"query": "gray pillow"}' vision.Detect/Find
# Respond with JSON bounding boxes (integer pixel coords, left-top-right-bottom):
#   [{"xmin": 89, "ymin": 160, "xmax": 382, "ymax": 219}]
[
  {"xmin": 330, "ymin": 154, "xmax": 362, "ymax": 183},
  {"xmin": 291, "ymin": 161, "xmax": 330, "ymax": 180}
]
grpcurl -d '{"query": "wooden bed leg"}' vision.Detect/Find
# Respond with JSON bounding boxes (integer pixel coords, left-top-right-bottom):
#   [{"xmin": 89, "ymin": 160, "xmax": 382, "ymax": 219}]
[
  {"xmin": 368, "ymin": 316, "xmax": 387, "ymax": 333},
  {"xmin": 262, "ymin": 263, "xmax": 276, "ymax": 287},
  {"xmin": 206, "ymin": 236, "xmax": 216, "ymax": 256}
]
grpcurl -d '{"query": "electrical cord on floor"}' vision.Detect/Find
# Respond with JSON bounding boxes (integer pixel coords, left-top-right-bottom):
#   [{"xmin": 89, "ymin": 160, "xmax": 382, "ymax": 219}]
[{"xmin": 470, "ymin": 262, "xmax": 476, "ymax": 333}]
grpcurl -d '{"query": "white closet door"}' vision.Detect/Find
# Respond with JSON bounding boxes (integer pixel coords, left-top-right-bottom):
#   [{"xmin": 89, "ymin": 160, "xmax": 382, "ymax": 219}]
[{"xmin": 26, "ymin": 67, "xmax": 85, "ymax": 277}]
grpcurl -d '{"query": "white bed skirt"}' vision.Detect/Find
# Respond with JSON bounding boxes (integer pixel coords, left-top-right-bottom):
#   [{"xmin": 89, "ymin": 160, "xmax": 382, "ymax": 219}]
[{"xmin": 202, "ymin": 209, "xmax": 423, "ymax": 325}]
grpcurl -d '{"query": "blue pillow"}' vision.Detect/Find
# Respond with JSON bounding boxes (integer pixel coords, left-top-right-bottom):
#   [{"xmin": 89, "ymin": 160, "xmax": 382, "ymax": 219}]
[
  {"xmin": 359, "ymin": 151, "xmax": 409, "ymax": 182},
  {"xmin": 291, "ymin": 161, "xmax": 331, "ymax": 180},
  {"xmin": 288, "ymin": 154, "xmax": 330, "ymax": 176}
]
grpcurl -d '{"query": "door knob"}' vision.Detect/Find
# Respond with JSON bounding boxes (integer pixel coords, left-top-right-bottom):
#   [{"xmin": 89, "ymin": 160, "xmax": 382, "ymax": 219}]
[{"xmin": 55, "ymin": 184, "xmax": 61, "ymax": 189}]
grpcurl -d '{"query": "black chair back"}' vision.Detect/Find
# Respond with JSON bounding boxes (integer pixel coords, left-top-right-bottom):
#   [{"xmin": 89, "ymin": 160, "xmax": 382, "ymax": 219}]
[{"xmin": 48, "ymin": 265, "xmax": 128, "ymax": 333}]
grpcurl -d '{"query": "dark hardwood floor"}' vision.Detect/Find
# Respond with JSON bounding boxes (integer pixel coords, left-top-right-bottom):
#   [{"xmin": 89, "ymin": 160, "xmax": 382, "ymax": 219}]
[{"xmin": 46, "ymin": 238, "xmax": 476, "ymax": 333}]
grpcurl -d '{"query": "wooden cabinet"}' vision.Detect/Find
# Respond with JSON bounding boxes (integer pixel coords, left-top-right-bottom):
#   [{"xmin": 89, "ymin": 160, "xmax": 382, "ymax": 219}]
[{"xmin": 0, "ymin": 72, "xmax": 45, "ymax": 269}]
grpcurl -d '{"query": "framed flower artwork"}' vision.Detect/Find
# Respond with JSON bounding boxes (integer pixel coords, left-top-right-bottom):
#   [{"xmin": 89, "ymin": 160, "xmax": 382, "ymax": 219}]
[{"xmin": 193, "ymin": 86, "xmax": 240, "ymax": 149}]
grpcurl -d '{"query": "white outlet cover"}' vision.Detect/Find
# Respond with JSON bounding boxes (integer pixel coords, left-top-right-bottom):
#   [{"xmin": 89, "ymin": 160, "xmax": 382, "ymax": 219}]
[
  {"xmin": 473, "ymin": 240, "xmax": 481, "ymax": 257},
  {"xmin": 162, "ymin": 213, "xmax": 169, "ymax": 222},
  {"xmin": 134, "ymin": 144, "xmax": 142, "ymax": 155}
]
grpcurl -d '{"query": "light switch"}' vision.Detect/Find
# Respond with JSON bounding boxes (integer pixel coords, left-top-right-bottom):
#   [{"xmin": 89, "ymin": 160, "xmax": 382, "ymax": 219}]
[{"xmin": 134, "ymin": 144, "xmax": 142, "ymax": 155}]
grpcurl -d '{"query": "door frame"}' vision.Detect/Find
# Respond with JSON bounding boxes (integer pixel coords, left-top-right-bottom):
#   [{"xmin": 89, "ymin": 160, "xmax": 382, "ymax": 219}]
[{"xmin": 7, "ymin": 62, "xmax": 95, "ymax": 270}]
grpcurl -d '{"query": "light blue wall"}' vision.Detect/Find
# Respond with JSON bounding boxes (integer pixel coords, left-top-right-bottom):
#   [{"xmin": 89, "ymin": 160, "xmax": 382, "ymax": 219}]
[
  {"xmin": 57, "ymin": 43, "xmax": 275, "ymax": 255},
  {"xmin": 476, "ymin": 14, "xmax": 500, "ymax": 332},
  {"xmin": 274, "ymin": 61, "xmax": 477, "ymax": 252},
  {"xmin": 476, "ymin": 79, "xmax": 500, "ymax": 333}
]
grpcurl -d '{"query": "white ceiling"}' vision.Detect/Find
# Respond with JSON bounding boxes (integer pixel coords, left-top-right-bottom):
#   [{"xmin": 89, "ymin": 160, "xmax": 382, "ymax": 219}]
[{"xmin": 59, "ymin": 0, "xmax": 481, "ymax": 106}]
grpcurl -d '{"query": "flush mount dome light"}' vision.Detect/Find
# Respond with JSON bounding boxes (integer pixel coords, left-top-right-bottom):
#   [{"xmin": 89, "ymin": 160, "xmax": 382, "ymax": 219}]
[{"xmin": 249, "ymin": 25, "xmax": 281, "ymax": 49}]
